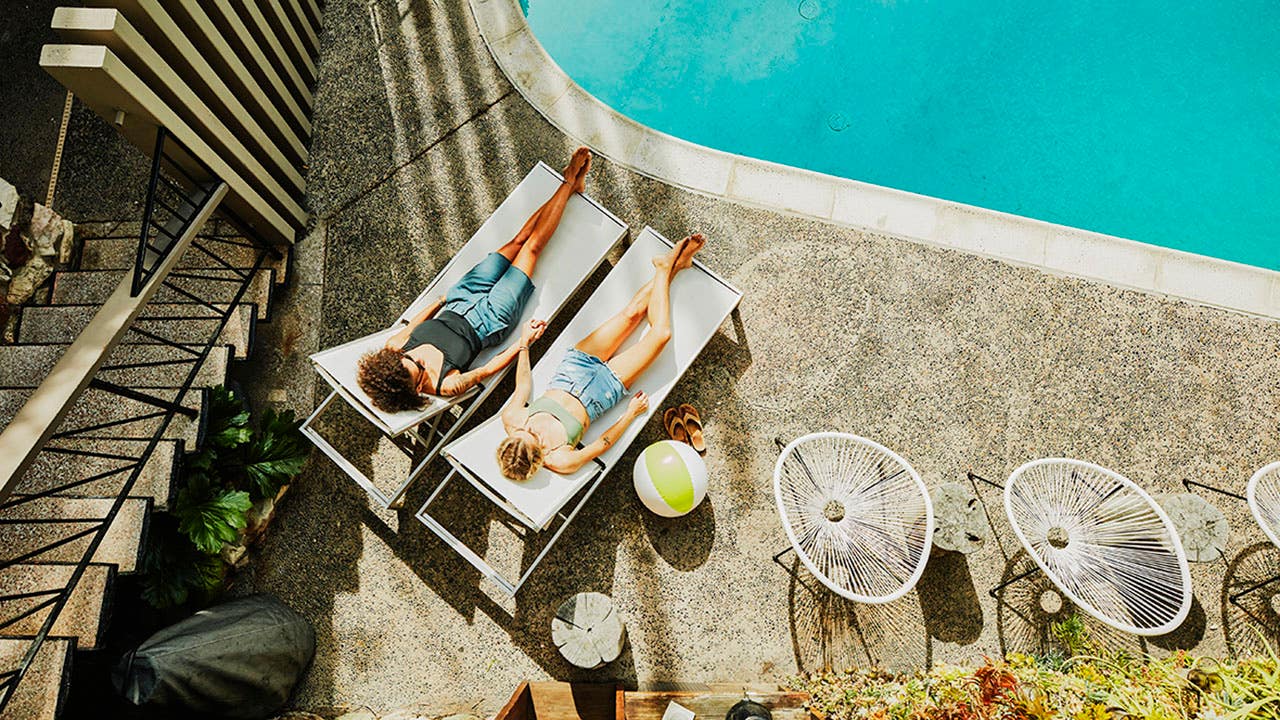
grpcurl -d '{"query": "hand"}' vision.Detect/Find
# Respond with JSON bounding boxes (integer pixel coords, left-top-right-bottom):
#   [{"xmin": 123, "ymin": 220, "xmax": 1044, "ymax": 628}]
[
  {"xmin": 626, "ymin": 391, "xmax": 649, "ymax": 417},
  {"xmin": 520, "ymin": 319, "xmax": 547, "ymax": 345}
]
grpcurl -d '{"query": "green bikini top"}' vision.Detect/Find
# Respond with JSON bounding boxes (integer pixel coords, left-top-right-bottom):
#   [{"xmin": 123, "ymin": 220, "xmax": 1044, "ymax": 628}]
[{"xmin": 527, "ymin": 396, "xmax": 583, "ymax": 447}]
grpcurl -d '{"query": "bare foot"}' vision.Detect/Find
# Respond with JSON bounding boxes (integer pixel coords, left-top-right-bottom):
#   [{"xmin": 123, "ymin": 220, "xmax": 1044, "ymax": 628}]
[
  {"xmin": 653, "ymin": 236, "xmax": 688, "ymax": 274},
  {"xmin": 564, "ymin": 147, "xmax": 592, "ymax": 192},
  {"xmin": 672, "ymin": 233, "xmax": 705, "ymax": 273}
]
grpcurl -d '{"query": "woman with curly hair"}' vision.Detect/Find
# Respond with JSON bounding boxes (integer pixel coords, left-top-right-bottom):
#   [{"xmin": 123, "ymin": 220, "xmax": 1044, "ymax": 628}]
[{"xmin": 356, "ymin": 148, "xmax": 592, "ymax": 412}]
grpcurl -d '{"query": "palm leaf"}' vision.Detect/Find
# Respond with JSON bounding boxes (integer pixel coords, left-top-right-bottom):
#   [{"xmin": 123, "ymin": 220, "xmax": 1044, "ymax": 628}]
[
  {"xmin": 241, "ymin": 408, "xmax": 308, "ymax": 499},
  {"xmin": 175, "ymin": 477, "xmax": 251, "ymax": 554}
]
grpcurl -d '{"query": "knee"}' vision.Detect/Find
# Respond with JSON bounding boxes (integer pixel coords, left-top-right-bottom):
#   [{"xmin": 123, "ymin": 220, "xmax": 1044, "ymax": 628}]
[{"xmin": 649, "ymin": 326, "xmax": 672, "ymax": 346}]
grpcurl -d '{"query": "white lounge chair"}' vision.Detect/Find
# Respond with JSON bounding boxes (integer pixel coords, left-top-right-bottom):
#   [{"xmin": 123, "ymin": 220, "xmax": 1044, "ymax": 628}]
[
  {"xmin": 301, "ymin": 163, "xmax": 628, "ymax": 508},
  {"xmin": 416, "ymin": 226, "xmax": 743, "ymax": 595}
]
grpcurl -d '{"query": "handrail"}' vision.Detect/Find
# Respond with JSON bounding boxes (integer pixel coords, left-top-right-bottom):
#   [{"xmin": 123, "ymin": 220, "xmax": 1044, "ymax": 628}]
[{"xmin": 0, "ymin": 181, "xmax": 227, "ymax": 502}]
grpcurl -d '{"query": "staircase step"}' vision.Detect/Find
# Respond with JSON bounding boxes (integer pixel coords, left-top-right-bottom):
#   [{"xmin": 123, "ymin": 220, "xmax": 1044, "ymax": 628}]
[
  {"xmin": 0, "ymin": 496, "xmax": 150, "ymax": 573},
  {"xmin": 11, "ymin": 438, "xmax": 179, "ymax": 511},
  {"xmin": 79, "ymin": 234, "xmax": 288, "ymax": 285},
  {"xmin": 49, "ymin": 268, "xmax": 275, "ymax": 320},
  {"xmin": 0, "ymin": 344, "xmax": 231, "ymax": 389},
  {"xmin": 0, "ymin": 387, "xmax": 203, "ymax": 446},
  {"xmin": 0, "ymin": 564, "xmax": 114, "ymax": 651},
  {"xmin": 17, "ymin": 304, "xmax": 255, "ymax": 359},
  {"xmin": 0, "ymin": 637, "xmax": 72, "ymax": 720}
]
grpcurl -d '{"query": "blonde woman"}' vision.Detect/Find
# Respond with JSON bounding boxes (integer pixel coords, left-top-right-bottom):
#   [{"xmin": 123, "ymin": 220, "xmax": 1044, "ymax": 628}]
[{"xmin": 496, "ymin": 233, "xmax": 706, "ymax": 479}]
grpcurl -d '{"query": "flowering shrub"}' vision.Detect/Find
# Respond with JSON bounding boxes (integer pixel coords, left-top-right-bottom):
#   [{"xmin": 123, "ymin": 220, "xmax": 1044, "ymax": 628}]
[{"xmin": 788, "ymin": 617, "xmax": 1280, "ymax": 720}]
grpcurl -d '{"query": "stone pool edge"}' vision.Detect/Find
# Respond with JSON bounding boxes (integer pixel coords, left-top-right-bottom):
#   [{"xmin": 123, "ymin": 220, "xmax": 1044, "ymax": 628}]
[{"xmin": 469, "ymin": 0, "xmax": 1280, "ymax": 321}]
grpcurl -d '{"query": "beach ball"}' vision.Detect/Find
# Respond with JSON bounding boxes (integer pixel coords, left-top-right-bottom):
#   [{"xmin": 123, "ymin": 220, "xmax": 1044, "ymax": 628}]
[{"xmin": 632, "ymin": 440, "xmax": 707, "ymax": 517}]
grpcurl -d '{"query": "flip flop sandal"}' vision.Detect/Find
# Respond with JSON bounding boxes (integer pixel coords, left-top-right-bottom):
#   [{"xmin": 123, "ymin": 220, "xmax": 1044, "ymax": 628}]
[
  {"xmin": 663, "ymin": 407, "xmax": 689, "ymax": 444},
  {"xmin": 678, "ymin": 403, "xmax": 706, "ymax": 453}
]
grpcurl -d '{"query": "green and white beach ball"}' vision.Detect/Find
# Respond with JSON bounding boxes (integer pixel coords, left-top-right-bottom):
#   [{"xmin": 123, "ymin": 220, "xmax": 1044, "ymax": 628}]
[{"xmin": 632, "ymin": 440, "xmax": 708, "ymax": 517}]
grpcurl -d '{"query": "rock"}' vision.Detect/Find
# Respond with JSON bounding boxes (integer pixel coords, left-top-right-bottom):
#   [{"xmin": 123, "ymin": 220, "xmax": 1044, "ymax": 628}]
[
  {"xmin": 1161, "ymin": 493, "xmax": 1229, "ymax": 562},
  {"xmin": 27, "ymin": 204, "xmax": 66, "ymax": 258},
  {"xmin": 270, "ymin": 713, "xmax": 326, "ymax": 720},
  {"xmin": 0, "ymin": 178, "xmax": 17, "ymax": 230},
  {"xmin": 6, "ymin": 255, "xmax": 52, "ymax": 305},
  {"xmin": 220, "ymin": 543, "xmax": 248, "ymax": 567},
  {"xmin": 334, "ymin": 711, "xmax": 378, "ymax": 720},
  {"xmin": 57, "ymin": 219, "xmax": 74, "ymax": 265},
  {"xmin": 931, "ymin": 482, "xmax": 989, "ymax": 554},
  {"xmin": 552, "ymin": 592, "xmax": 626, "ymax": 669}
]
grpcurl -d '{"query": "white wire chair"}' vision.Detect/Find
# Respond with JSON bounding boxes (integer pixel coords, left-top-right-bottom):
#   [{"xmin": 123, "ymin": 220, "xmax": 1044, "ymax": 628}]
[
  {"xmin": 1003, "ymin": 458, "xmax": 1192, "ymax": 636},
  {"xmin": 1247, "ymin": 461, "xmax": 1280, "ymax": 550},
  {"xmin": 773, "ymin": 432, "xmax": 934, "ymax": 603}
]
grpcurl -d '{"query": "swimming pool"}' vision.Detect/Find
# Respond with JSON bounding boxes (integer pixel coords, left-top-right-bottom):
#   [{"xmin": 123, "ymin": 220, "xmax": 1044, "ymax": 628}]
[{"xmin": 524, "ymin": 1, "xmax": 1280, "ymax": 270}]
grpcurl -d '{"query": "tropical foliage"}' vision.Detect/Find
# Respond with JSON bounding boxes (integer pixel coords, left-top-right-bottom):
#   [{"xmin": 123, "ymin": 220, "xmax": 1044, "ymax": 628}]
[
  {"xmin": 142, "ymin": 385, "xmax": 308, "ymax": 609},
  {"xmin": 790, "ymin": 617, "xmax": 1280, "ymax": 720}
]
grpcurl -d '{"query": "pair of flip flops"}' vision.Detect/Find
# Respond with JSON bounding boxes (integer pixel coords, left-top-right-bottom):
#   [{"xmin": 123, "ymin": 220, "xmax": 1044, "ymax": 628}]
[{"xmin": 663, "ymin": 403, "xmax": 706, "ymax": 453}]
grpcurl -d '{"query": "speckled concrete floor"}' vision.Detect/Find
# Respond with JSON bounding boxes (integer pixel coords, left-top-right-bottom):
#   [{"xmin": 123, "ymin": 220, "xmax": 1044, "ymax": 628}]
[{"xmin": 238, "ymin": 0, "xmax": 1280, "ymax": 714}]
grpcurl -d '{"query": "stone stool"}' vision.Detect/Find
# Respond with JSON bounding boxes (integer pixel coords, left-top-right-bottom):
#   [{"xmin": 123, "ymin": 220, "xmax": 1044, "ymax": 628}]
[
  {"xmin": 552, "ymin": 592, "xmax": 626, "ymax": 669},
  {"xmin": 1162, "ymin": 492, "xmax": 1230, "ymax": 562},
  {"xmin": 932, "ymin": 482, "xmax": 989, "ymax": 554}
]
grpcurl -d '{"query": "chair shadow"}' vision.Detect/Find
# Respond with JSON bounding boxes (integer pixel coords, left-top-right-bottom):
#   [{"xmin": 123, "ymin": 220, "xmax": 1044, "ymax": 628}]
[
  {"xmin": 784, "ymin": 556, "xmax": 929, "ymax": 673},
  {"xmin": 1221, "ymin": 541, "xmax": 1280, "ymax": 657},
  {"xmin": 992, "ymin": 552, "xmax": 1142, "ymax": 658}
]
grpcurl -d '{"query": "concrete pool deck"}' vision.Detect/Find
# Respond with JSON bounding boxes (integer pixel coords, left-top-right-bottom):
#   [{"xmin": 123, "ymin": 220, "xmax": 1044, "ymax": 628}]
[{"xmin": 237, "ymin": 0, "xmax": 1280, "ymax": 714}]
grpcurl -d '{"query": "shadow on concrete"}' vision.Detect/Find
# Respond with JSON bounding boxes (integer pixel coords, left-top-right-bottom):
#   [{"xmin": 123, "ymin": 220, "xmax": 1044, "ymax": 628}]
[
  {"xmin": 1148, "ymin": 595, "xmax": 1206, "ymax": 651},
  {"xmin": 1222, "ymin": 542, "xmax": 1280, "ymax": 658},
  {"xmin": 917, "ymin": 550, "xmax": 983, "ymax": 646},
  {"xmin": 641, "ymin": 495, "xmax": 716, "ymax": 572}
]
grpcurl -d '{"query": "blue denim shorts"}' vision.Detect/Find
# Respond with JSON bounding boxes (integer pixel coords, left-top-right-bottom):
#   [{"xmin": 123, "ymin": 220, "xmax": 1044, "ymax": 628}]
[
  {"xmin": 441, "ymin": 253, "xmax": 535, "ymax": 349},
  {"xmin": 548, "ymin": 349, "xmax": 628, "ymax": 422}
]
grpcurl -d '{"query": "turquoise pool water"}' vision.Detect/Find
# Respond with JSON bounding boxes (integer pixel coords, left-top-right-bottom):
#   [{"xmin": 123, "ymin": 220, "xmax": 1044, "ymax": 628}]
[{"xmin": 524, "ymin": 1, "xmax": 1280, "ymax": 270}]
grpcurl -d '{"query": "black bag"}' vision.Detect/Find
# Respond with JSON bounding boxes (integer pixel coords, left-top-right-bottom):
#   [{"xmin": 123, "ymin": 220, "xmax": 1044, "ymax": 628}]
[{"xmin": 113, "ymin": 594, "xmax": 315, "ymax": 719}]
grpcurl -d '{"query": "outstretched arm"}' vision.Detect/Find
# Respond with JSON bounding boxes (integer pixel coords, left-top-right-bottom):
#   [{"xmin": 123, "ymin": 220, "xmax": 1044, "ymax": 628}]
[
  {"xmin": 386, "ymin": 294, "xmax": 446, "ymax": 349},
  {"xmin": 439, "ymin": 322, "xmax": 540, "ymax": 397},
  {"xmin": 545, "ymin": 392, "xmax": 649, "ymax": 474},
  {"xmin": 499, "ymin": 320, "xmax": 547, "ymax": 425}
]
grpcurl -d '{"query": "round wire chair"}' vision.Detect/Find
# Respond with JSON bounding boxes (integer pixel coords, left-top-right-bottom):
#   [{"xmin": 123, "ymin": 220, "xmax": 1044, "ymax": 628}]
[
  {"xmin": 1004, "ymin": 458, "xmax": 1192, "ymax": 636},
  {"xmin": 1247, "ymin": 461, "xmax": 1280, "ymax": 550},
  {"xmin": 773, "ymin": 432, "xmax": 934, "ymax": 603}
]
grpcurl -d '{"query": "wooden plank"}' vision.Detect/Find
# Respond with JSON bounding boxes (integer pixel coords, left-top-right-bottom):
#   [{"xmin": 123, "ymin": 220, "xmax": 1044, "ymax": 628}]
[
  {"xmin": 83, "ymin": 0, "xmax": 309, "ymax": 161},
  {"xmin": 204, "ymin": 0, "xmax": 311, "ymax": 135},
  {"xmin": 262, "ymin": 0, "xmax": 317, "ymax": 84},
  {"xmin": 52, "ymin": 8, "xmax": 305, "ymax": 201},
  {"xmin": 494, "ymin": 682, "xmax": 533, "ymax": 720},
  {"xmin": 528, "ymin": 683, "xmax": 623, "ymax": 720},
  {"xmin": 233, "ymin": 1, "xmax": 314, "ymax": 109},
  {"xmin": 40, "ymin": 45, "xmax": 297, "ymax": 243},
  {"xmin": 625, "ymin": 691, "xmax": 811, "ymax": 720}
]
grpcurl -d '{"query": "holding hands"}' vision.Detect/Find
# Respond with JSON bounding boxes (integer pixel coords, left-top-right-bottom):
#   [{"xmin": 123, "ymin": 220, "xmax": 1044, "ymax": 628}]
[{"xmin": 521, "ymin": 319, "xmax": 548, "ymax": 346}]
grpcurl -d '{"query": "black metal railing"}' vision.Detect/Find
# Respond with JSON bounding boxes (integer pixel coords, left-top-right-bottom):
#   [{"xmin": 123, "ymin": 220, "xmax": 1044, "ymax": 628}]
[
  {"xmin": 132, "ymin": 127, "xmax": 223, "ymax": 297},
  {"xmin": 0, "ymin": 131, "xmax": 280, "ymax": 714}
]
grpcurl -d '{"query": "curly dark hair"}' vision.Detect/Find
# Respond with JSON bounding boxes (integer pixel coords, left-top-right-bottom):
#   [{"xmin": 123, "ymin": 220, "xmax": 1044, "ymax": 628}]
[{"xmin": 357, "ymin": 348, "xmax": 425, "ymax": 412}]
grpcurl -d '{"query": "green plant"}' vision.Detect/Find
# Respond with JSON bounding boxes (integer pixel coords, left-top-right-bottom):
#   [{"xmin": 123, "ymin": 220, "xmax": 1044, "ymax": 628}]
[
  {"xmin": 140, "ymin": 516, "xmax": 227, "ymax": 609},
  {"xmin": 141, "ymin": 385, "xmax": 310, "ymax": 609}
]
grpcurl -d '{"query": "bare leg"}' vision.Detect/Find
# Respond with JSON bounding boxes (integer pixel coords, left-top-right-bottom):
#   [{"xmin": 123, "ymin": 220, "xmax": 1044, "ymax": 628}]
[
  {"xmin": 510, "ymin": 148, "xmax": 592, "ymax": 276},
  {"xmin": 574, "ymin": 236, "xmax": 687, "ymax": 359},
  {"xmin": 606, "ymin": 234, "xmax": 705, "ymax": 387}
]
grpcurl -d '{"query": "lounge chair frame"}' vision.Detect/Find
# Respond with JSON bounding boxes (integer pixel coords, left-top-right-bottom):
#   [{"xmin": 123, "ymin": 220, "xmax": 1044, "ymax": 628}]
[
  {"xmin": 301, "ymin": 163, "xmax": 627, "ymax": 508},
  {"xmin": 415, "ymin": 227, "xmax": 743, "ymax": 595}
]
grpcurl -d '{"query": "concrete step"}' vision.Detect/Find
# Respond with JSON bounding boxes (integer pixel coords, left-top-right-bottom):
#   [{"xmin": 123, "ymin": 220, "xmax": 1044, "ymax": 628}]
[
  {"xmin": 49, "ymin": 268, "xmax": 275, "ymax": 320},
  {"xmin": 0, "ymin": 344, "xmax": 231, "ymax": 389},
  {"xmin": 0, "ymin": 496, "xmax": 150, "ymax": 573},
  {"xmin": 0, "ymin": 637, "xmax": 72, "ymax": 720},
  {"xmin": 77, "ymin": 219, "xmax": 289, "ymax": 285},
  {"xmin": 0, "ymin": 387, "xmax": 203, "ymax": 446},
  {"xmin": 80, "ymin": 238, "xmax": 289, "ymax": 287},
  {"xmin": 17, "ymin": 304, "xmax": 256, "ymax": 359},
  {"xmin": 0, "ymin": 564, "xmax": 114, "ymax": 651},
  {"xmin": 11, "ymin": 438, "xmax": 179, "ymax": 511}
]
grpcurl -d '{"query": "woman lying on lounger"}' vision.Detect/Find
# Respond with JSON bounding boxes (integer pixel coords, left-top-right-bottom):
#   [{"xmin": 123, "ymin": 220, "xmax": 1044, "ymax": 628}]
[
  {"xmin": 497, "ymin": 233, "xmax": 707, "ymax": 480},
  {"xmin": 356, "ymin": 148, "xmax": 592, "ymax": 412}
]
